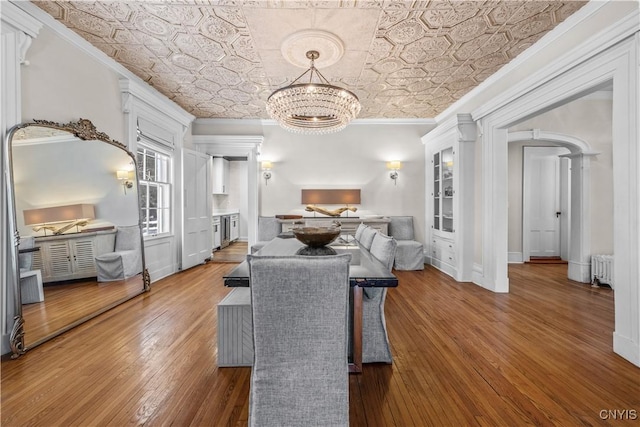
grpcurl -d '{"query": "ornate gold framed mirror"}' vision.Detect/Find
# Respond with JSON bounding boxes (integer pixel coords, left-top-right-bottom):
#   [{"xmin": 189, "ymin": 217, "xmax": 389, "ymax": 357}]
[{"xmin": 4, "ymin": 119, "xmax": 150, "ymax": 358}]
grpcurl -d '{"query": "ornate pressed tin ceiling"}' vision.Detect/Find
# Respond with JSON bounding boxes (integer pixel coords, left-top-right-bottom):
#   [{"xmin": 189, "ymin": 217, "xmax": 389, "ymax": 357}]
[{"xmin": 33, "ymin": 1, "xmax": 587, "ymax": 120}]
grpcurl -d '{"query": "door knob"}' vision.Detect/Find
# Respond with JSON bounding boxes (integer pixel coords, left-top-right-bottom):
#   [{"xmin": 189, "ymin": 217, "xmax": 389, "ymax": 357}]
[{"xmin": 556, "ymin": 211, "xmax": 561, "ymax": 217}]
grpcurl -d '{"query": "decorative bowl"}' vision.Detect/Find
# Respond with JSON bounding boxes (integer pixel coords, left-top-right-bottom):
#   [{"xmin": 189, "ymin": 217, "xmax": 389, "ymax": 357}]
[{"xmin": 292, "ymin": 226, "xmax": 341, "ymax": 248}]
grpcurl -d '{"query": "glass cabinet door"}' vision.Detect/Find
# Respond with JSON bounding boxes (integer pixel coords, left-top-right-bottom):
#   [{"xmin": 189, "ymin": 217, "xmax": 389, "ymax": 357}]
[
  {"xmin": 441, "ymin": 147, "xmax": 453, "ymax": 232},
  {"xmin": 433, "ymin": 147, "xmax": 454, "ymax": 233},
  {"xmin": 433, "ymin": 151, "xmax": 440, "ymax": 231}
]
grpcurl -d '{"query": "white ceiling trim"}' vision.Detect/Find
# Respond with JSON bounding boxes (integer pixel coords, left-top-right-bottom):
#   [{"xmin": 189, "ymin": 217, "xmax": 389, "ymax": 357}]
[{"xmin": 1, "ymin": 1, "xmax": 42, "ymax": 37}]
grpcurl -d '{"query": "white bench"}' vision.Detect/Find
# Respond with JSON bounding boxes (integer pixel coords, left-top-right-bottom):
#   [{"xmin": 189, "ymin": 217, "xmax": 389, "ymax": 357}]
[{"xmin": 217, "ymin": 287, "xmax": 253, "ymax": 367}]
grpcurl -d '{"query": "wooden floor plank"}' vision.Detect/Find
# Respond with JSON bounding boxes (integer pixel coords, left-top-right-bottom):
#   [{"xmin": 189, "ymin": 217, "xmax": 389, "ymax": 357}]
[{"xmin": 2, "ymin": 262, "xmax": 639, "ymax": 426}]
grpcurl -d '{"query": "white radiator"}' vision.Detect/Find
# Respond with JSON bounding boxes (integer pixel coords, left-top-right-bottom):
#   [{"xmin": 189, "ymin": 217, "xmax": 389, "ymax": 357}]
[{"xmin": 591, "ymin": 255, "xmax": 614, "ymax": 288}]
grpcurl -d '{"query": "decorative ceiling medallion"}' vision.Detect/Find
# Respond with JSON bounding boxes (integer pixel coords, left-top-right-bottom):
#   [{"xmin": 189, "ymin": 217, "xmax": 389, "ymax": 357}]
[{"xmin": 281, "ymin": 30, "xmax": 344, "ymax": 69}]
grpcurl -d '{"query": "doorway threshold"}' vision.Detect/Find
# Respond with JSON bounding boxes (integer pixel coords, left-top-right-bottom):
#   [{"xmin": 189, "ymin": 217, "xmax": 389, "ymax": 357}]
[{"xmin": 527, "ymin": 256, "xmax": 568, "ymax": 264}]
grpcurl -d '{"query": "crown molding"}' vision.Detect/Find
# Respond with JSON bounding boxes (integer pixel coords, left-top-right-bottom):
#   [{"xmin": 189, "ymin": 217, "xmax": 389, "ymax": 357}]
[
  {"xmin": 119, "ymin": 79, "xmax": 194, "ymax": 128},
  {"xmin": 260, "ymin": 117, "xmax": 436, "ymax": 127},
  {"xmin": 350, "ymin": 118, "xmax": 437, "ymax": 126},
  {"xmin": 13, "ymin": 1, "xmax": 193, "ymax": 125},
  {"xmin": 1, "ymin": 2, "xmax": 42, "ymax": 37},
  {"xmin": 421, "ymin": 113, "xmax": 474, "ymax": 144},
  {"xmin": 192, "ymin": 135, "xmax": 264, "ymax": 145},
  {"xmin": 196, "ymin": 118, "xmax": 265, "ymax": 127}
]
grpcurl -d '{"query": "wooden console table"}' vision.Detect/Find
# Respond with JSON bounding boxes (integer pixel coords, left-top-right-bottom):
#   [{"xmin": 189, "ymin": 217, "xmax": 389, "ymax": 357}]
[{"xmin": 279, "ymin": 217, "xmax": 390, "ymax": 235}]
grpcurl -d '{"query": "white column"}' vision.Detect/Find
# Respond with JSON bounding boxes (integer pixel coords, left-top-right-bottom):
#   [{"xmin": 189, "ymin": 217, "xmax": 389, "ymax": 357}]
[
  {"xmin": 479, "ymin": 120, "xmax": 509, "ymax": 293},
  {"xmin": 564, "ymin": 153, "xmax": 596, "ymax": 283}
]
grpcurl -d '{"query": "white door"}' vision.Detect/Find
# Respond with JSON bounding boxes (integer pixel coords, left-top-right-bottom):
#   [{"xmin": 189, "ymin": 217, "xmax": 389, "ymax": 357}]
[
  {"xmin": 523, "ymin": 147, "xmax": 567, "ymax": 259},
  {"xmin": 182, "ymin": 149, "xmax": 212, "ymax": 270}
]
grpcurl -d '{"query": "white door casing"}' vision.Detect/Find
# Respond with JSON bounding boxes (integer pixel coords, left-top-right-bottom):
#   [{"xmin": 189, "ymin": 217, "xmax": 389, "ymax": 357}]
[
  {"xmin": 474, "ymin": 31, "xmax": 639, "ymax": 366},
  {"xmin": 510, "ymin": 131, "xmax": 596, "ymax": 281},
  {"xmin": 182, "ymin": 148, "xmax": 212, "ymax": 270},
  {"xmin": 523, "ymin": 146, "xmax": 569, "ymax": 260},
  {"xmin": 559, "ymin": 157, "xmax": 571, "ymax": 261},
  {"xmin": 191, "ymin": 135, "xmax": 263, "ymax": 252}
]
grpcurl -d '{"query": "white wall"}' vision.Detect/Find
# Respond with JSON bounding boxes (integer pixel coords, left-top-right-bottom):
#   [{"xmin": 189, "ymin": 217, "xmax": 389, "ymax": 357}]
[
  {"xmin": 259, "ymin": 123, "xmax": 428, "ymax": 243},
  {"xmin": 508, "ymin": 95, "xmax": 614, "ymax": 255},
  {"xmin": 21, "ymin": 26, "xmax": 125, "ymax": 142}
]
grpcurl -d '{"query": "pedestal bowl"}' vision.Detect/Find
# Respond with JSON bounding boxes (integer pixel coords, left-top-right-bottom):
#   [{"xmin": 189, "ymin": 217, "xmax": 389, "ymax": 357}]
[{"xmin": 292, "ymin": 226, "xmax": 341, "ymax": 248}]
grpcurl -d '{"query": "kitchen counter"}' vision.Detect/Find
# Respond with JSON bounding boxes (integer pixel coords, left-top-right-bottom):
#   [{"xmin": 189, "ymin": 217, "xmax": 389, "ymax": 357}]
[
  {"xmin": 212, "ymin": 209, "xmax": 239, "ymax": 216},
  {"xmin": 213, "ymin": 210, "xmax": 240, "ymax": 249}
]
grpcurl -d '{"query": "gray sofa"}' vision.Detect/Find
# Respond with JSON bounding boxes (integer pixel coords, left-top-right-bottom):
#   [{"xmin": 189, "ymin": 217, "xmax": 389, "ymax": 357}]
[
  {"xmin": 388, "ymin": 216, "xmax": 424, "ymax": 270},
  {"xmin": 251, "ymin": 216, "xmax": 282, "ymax": 253}
]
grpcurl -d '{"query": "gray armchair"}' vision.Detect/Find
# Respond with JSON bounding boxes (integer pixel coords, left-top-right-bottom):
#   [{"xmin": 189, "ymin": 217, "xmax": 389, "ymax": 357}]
[
  {"xmin": 362, "ymin": 232, "xmax": 397, "ymax": 363},
  {"xmin": 389, "ymin": 216, "xmax": 424, "ymax": 270},
  {"xmin": 251, "ymin": 216, "xmax": 282, "ymax": 253},
  {"xmin": 358, "ymin": 225, "xmax": 377, "ymax": 250},
  {"xmin": 247, "ymin": 254, "xmax": 351, "ymax": 427},
  {"xmin": 94, "ymin": 225, "xmax": 142, "ymax": 282}
]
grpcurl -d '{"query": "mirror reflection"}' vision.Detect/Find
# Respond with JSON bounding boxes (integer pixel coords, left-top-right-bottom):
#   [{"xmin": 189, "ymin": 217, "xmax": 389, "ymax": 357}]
[{"xmin": 10, "ymin": 122, "xmax": 147, "ymax": 349}]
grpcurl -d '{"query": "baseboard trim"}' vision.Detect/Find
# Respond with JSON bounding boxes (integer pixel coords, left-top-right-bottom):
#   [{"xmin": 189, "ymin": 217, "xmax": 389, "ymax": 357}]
[
  {"xmin": 508, "ymin": 252, "xmax": 524, "ymax": 263},
  {"xmin": 613, "ymin": 332, "xmax": 640, "ymax": 368}
]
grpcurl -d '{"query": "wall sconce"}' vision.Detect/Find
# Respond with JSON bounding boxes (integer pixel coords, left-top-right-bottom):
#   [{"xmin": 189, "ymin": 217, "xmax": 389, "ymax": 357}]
[
  {"xmin": 261, "ymin": 161, "xmax": 272, "ymax": 185},
  {"xmin": 387, "ymin": 161, "xmax": 402, "ymax": 185},
  {"xmin": 117, "ymin": 170, "xmax": 134, "ymax": 194}
]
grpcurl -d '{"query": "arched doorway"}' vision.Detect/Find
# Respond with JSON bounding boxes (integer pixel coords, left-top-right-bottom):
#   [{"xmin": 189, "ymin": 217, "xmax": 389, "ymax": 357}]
[
  {"xmin": 474, "ymin": 36, "xmax": 639, "ymax": 366},
  {"xmin": 508, "ymin": 130, "xmax": 598, "ymax": 283}
]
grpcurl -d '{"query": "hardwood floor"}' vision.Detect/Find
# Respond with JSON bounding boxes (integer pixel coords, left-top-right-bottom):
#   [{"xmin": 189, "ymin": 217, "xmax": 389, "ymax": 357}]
[
  {"xmin": 22, "ymin": 276, "xmax": 145, "ymax": 347},
  {"xmin": 2, "ymin": 262, "xmax": 638, "ymax": 426},
  {"xmin": 211, "ymin": 241, "xmax": 248, "ymax": 263}
]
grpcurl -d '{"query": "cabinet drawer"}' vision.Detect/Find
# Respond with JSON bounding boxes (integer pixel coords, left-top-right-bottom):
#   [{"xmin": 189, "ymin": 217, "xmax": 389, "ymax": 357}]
[{"xmin": 432, "ymin": 238, "xmax": 455, "ymax": 264}]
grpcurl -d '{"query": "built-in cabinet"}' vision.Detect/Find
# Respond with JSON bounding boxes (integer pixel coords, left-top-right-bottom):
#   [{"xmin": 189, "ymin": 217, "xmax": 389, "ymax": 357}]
[
  {"xmin": 212, "ymin": 157, "xmax": 230, "ymax": 195},
  {"xmin": 230, "ymin": 214, "xmax": 239, "ymax": 241},
  {"xmin": 212, "ymin": 211, "xmax": 240, "ymax": 250},
  {"xmin": 212, "ymin": 216, "xmax": 221, "ymax": 249},
  {"xmin": 32, "ymin": 230, "xmax": 116, "ymax": 283},
  {"xmin": 422, "ymin": 114, "xmax": 475, "ymax": 282}
]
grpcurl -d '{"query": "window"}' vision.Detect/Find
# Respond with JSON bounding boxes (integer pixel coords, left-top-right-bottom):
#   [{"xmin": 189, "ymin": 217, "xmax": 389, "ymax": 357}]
[{"xmin": 137, "ymin": 144, "xmax": 171, "ymax": 237}]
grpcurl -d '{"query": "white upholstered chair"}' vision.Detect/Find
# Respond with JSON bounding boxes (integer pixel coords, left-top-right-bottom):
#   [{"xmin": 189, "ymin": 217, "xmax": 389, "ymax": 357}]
[
  {"xmin": 388, "ymin": 216, "xmax": 424, "ymax": 270},
  {"xmin": 247, "ymin": 254, "xmax": 351, "ymax": 427},
  {"xmin": 94, "ymin": 225, "xmax": 142, "ymax": 282}
]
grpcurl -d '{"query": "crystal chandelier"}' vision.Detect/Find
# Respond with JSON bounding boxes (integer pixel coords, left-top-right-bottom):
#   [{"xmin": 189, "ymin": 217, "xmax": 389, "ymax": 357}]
[{"xmin": 266, "ymin": 50, "xmax": 361, "ymax": 134}]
